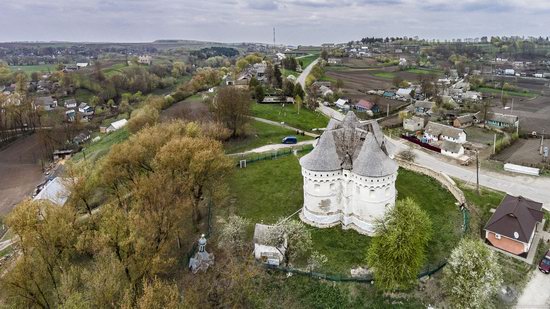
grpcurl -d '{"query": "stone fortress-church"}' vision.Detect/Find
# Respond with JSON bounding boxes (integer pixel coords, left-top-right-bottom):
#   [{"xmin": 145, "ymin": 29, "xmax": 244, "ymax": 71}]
[{"xmin": 299, "ymin": 111, "xmax": 398, "ymax": 236}]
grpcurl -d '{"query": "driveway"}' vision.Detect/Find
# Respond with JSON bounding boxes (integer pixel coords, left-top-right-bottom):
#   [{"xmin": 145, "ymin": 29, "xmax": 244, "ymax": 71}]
[{"xmin": 516, "ymin": 270, "xmax": 550, "ymax": 308}]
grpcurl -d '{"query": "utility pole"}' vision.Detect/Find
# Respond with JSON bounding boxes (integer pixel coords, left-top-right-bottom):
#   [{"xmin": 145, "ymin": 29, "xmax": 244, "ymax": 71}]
[
  {"xmin": 493, "ymin": 133, "xmax": 497, "ymax": 154},
  {"xmin": 387, "ymin": 103, "xmax": 390, "ymax": 117},
  {"xmin": 476, "ymin": 150, "xmax": 480, "ymax": 196},
  {"xmin": 541, "ymin": 129, "xmax": 545, "ymax": 155}
]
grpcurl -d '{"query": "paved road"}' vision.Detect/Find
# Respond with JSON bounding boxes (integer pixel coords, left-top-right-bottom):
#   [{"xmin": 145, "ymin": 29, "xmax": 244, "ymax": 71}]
[
  {"xmin": 297, "ymin": 58, "xmax": 320, "ymax": 89},
  {"xmin": 516, "ymin": 270, "xmax": 550, "ymax": 308},
  {"xmin": 231, "ymin": 140, "xmax": 316, "ymax": 156}
]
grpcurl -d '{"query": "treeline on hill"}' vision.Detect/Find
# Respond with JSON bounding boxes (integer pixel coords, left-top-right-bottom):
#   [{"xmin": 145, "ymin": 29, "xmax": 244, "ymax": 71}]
[
  {"xmin": 0, "ymin": 120, "xmax": 235, "ymax": 308},
  {"xmin": 190, "ymin": 47, "xmax": 240, "ymax": 59}
]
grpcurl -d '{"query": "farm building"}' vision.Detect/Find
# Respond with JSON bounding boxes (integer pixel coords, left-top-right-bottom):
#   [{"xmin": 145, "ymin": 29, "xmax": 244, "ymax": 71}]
[
  {"xmin": 107, "ymin": 119, "xmax": 128, "ymax": 133},
  {"xmin": 484, "ymin": 195, "xmax": 543, "ymax": 256},
  {"xmin": 403, "ymin": 116, "xmax": 425, "ymax": 132},
  {"xmin": 485, "ymin": 112, "xmax": 519, "ymax": 129},
  {"xmin": 424, "ymin": 122, "xmax": 467, "ymax": 144}
]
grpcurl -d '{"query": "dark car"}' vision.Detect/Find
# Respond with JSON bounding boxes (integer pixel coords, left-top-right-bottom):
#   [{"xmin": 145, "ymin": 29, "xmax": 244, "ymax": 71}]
[
  {"xmin": 539, "ymin": 250, "xmax": 550, "ymax": 274},
  {"xmin": 282, "ymin": 136, "xmax": 298, "ymax": 144}
]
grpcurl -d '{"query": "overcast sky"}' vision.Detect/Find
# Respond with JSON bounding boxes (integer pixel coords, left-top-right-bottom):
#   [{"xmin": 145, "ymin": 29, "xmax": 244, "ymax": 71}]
[{"xmin": 1, "ymin": 0, "xmax": 549, "ymax": 45}]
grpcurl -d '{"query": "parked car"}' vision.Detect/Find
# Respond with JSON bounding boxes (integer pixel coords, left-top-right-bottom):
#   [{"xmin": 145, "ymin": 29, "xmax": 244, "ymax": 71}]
[
  {"xmin": 539, "ymin": 250, "xmax": 550, "ymax": 274},
  {"xmin": 282, "ymin": 136, "xmax": 298, "ymax": 144}
]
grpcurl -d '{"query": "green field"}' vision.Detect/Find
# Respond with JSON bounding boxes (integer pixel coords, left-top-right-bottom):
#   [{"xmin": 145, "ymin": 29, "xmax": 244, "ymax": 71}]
[
  {"xmin": 373, "ymin": 71, "xmax": 395, "ymax": 79},
  {"xmin": 405, "ymin": 68, "xmax": 442, "ymax": 75},
  {"xmin": 72, "ymin": 128, "xmax": 130, "ymax": 162},
  {"xmin": 228, "ymin": 155, "xmax": 462, "ymax": 274},
  {"xmin": 297, "ymin": 54, "xmax": 320, "ymax": 69},
  {"xmin": 282, "ymin": 69, "xmax": 299, "ymax": 78},
  {"xmin": 224, "ymin": 120, "xmax": 312, "ymax": 154},
  {"xmin": 102, "ymin": 63, "xmax": 128, "ymax": 77},
  {"xmin": 251, "ymin": 103, "xmax": 329, "ymax": 132},
  {"xmin": 9, "ymin": 64, "xmax": 58, "ymax": 75},
  {"xmin": 477, "ymin": 87, "xmax": 536, "ymax": 98}
]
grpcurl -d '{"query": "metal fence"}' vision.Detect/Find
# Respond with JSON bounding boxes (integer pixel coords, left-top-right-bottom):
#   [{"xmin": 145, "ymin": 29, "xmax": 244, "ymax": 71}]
[{"xmin": 231, "ymin": 144, "xmax": 314, "ymax": 167}]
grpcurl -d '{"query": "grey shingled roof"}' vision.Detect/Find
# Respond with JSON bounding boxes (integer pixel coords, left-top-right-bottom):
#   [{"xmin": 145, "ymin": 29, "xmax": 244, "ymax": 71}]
[
  {"xmin": 300, "ymin": 132, "xmax": 341, "ymax": 171},
  {"xmin": 441, "ymin": 140, "xmax": 463, "ymax": 153},
  {"xmin": 486, "ymin": 112, "xmax": 518, "ymax": 125},
  {"xmin": 424, "ymin": 122, "xmax": 464, "ymax": 140},
  {"xmin": 485, "ymin": 195, "xmax": 543, "ymax": 243},
  {"xmin": 300, "ymin": 111, "xmax": 396, "ymax": 176},
  {"xmin": 353, "ymin": 133, "xmax": 398, "ymax": 177}
]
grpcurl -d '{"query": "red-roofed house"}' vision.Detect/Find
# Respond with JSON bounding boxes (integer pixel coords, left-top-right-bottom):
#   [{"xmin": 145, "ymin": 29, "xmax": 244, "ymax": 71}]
[
  {"xmin": 355, "ymin": 99, "xmax": 379, "ymax": 113},
  {"xmin": 484, "ymin": 195, "xmax": 544, "ymax": 257}
]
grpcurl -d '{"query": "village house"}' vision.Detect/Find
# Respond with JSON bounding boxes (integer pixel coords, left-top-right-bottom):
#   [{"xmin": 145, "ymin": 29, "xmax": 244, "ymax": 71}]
[
  {"xmin": 453, "ymin": 113, "xmax": 477, "ymax": 128},
  {"xmin": 65, "ymin": 109, "xmax": 76, "ymax": 122},
  {"xmin": 335, "ymin": 98, "xmax": 349, "ymax": 109},
  {"xmin": 396, "ymin": 88, "xmax": 413, "ymax": 100},
  {"xmin": 485, "ymin": 112, "xmax": 519, "ymax": 129},
  {"xmin": 78, "ymin": 102, "xmax": 94, "ymax": 116},
  {"xmin": 319, "ymin": 85, "xmax": 334, "ymax": 97},
  {"xmin": 34, "ymin": 96, "xmax": 57, "ymax": 111},
  {"xmin": 484, "ymin": 195, "xmax": 544, "ymax": 256},
  {"xmin": 64, "ymin": 98, "xmax": 77, "ymax": 109},
  {"xmin": 138, "ymin": 55, "xmax": 153, "ymax": 65},
  {"xmin": 440, "ymin": 140, "xmax": 465, "ymax": 158},
  {"xmin": 403, "ymin": 116, "xmax": 425, "ymax": 132},
  {"xmin": 355, "ymin": 99, "xmax": 379, "ymax": 113},
  {"xmin": 413, "ymin": 100, "xmax": 435, "ymax": 115},
  {"xmin": 328, "ymin": 58, "xmax": 342, "ymax": 65},
  {"xmin": 424, "ymin": 121, "xmax": 467, "ymax": 144}
]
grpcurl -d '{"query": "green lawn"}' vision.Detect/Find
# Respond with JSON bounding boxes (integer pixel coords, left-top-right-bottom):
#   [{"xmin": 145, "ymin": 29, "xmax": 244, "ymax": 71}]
[
  {"xmin": 405, "ymin": 68, "xmax": 442, "ymax": 75},
  {"xmin": 298, "ymin": 54, "xmax": 320, "ymax": 69},
  {"xmin": 103, "ymin": 63, "xmax": 127, "ymax": 77},
  {"xmin": 456, "ymin": 181, "xmax": 505, "ymax": 235},
  {"xmin": 477, "ymin": 87, "xmax": 536, "ymax": 98},
  {"xmin": 464, "ymin": 126, "xmax": 504, "ymax": 145},
  {"xmin": 251, "ymin": 103, "xmax": 329, "ymax": 132},
  {"xmin": 228, "ymin": 155, "xmax": 462, "ymax": 274},
  {"xmin": 72, "ymin": 128, "xmax": 130, "ymax": 162},
  {"xmin": 282, "ymin": 69, "xmax": 299, "ymax": 78},
  {"xmin": 373, "ymin": 71, "xmax": 395, "ymax": 79},
  {"xmin": 224, "ymin": 120, "xmax": 312, "ymax": 154},
  {"xmin": 10, "ymin": 64, "xmax": 58, "ymax": 75}
]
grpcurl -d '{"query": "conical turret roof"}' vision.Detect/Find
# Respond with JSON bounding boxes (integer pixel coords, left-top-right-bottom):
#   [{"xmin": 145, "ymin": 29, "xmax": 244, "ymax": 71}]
[
  {"xmin": 353, "ymin": 133, "xmax": 398, "ymax": 177},
  {"xmin": 300, "ymin": 133, "xmax": 341, "ymax": 172}
]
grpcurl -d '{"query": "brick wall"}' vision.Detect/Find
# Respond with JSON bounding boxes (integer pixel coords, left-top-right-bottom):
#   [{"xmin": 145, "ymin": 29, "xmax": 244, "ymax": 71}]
[{"xmin": 486, "ymin": 231, "xmax": 525, "ymax": 255}]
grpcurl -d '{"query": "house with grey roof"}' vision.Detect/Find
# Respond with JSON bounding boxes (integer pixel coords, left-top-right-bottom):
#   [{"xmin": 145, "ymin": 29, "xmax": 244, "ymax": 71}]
[
  {"xmin": 441, "ymin": 140, "xmax": 465, "ymax": 158},
  {"xmin": 34, "ymin": 96, "xmax": 57, "ymax": 111},
  {"xmin": 33, "ymin": 177, "xmax": 70, "ymax": 206},
  {"xmin": 414, "ymin": 100, "xmax": 435, "ymax": 115},
  {"xmin": 484, "ymin": 195, "xmax": 544, "ymax": 256},
  {"xmin": 423, "ymin": 121, "xmax": 467, "ymax": 144},
  {"xmin": 485, "ymin": 112, "xmax": 519, "ymax": 129},
  {"xmin": 403, "ymin": 116, "xmax": 425, "ymax": 132},
  {"xmin": 299, "ymin": 111, "xmax": 398, "ymax": 235}
]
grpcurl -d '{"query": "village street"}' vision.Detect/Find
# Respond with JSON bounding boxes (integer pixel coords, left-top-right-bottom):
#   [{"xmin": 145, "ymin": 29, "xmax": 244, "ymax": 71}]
[{"xmin": 297, "ymin": 58, "xmax": 320, "ymax": 89}]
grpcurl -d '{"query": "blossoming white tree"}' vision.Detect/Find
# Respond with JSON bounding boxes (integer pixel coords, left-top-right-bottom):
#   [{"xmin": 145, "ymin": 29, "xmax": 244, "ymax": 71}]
[{"xmin": 443, "ymin": 238, "xmax": 503, "ymax": 309}]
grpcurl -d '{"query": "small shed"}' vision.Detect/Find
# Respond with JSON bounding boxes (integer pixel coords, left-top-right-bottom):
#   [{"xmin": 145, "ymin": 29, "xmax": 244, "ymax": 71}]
[{"xmin": 253, "ymin": 224, "xmax": 286, "ymax": 266}]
